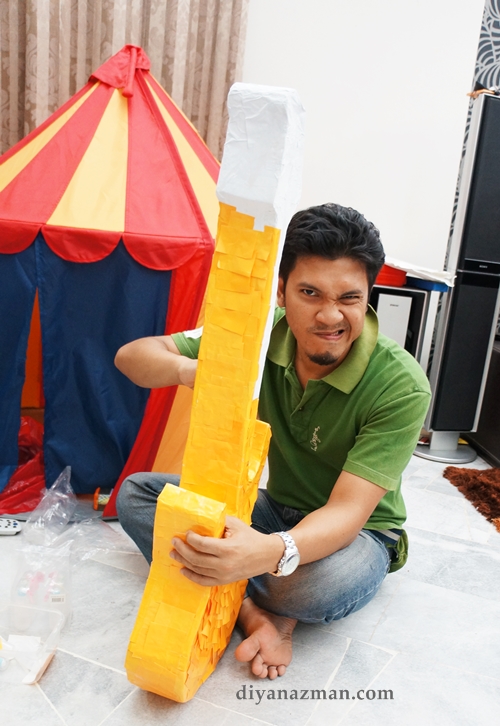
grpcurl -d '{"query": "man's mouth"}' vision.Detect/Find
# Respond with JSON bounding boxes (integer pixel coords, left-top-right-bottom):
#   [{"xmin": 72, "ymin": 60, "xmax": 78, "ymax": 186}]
[{"xmin": 313, "ymin": 328, "xmax": 346, "ymax": 341}]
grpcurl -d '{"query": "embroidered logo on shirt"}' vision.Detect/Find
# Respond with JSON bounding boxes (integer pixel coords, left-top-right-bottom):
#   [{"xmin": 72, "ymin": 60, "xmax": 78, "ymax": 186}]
[{"xmin": 310, "ymin": 426, "xmax": 321, "ymax": 451}]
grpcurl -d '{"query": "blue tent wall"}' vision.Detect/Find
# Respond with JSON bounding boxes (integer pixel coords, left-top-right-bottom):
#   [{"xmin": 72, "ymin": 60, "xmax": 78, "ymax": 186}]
[
  {"xmin": 0, "ymin": 245, "xmax": 37, "ymax": 490},
  {"xmin": 0, "ymin": 234, "xmax": 171, "ymax": 495}
]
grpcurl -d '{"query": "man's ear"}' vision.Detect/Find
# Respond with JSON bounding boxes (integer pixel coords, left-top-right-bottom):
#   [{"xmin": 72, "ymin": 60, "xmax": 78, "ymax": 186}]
[{"xmin": 277, "ymin": 276, "xmax": 286, "ymax": 308}]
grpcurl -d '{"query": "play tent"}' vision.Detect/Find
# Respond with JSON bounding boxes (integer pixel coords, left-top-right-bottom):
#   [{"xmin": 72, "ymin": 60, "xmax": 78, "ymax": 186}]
[{"xmin": 0, "ymin": 45, "xmax": 218, "ymax": 497}]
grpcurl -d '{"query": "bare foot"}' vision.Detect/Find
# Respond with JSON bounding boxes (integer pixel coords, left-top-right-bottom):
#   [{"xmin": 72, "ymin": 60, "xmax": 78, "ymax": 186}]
[{"xmin": 235, "ymin": 597, "xmax": 297, "ymax": 679}]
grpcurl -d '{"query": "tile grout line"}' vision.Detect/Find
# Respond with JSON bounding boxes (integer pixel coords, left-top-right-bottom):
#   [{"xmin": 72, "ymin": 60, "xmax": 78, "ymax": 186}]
[
  {"xmin": 462, "ymin": 496, "xmax": 497, "ymax": 544},
  {"xmin": 403, "ymin": 484, "xmax": 493, "ymax": 543},
  {"xmin": 404, "ymin": 524, "xmax": 500, "ymax": 565},
  {"xmin": 388, "ymin": 568, "xmax": 500, "ymax": 606},
  {"xmin": 405, "ymin": 523, "xmax": 473, "ymax": 541},
  {"xmin": 194, "ymin": 695, "xmax": 277, "ymax": 725},
  {"xmin": 461, "ymin": 494, "xmax": 480, "ymax": 542},
  {"xmin": 366, "ymin": 578, "xmax": 403, "ymax": 643},
  {"xmin": 321, "ymin": 637, "xmax": 352, "ymax": 691},
  {"xmin": 335, "ymin": 651, "xmax": 399, "ymax": 726},
  {"xmin": 89, "ymin": 551, "xmax": 144, "ymax": 560},
  {"xmin": 430, "ymin": 659, "xmax": 500, "ymax": 683},
  {"xmin": 36, "ymin": 681, "xmax": 69, "ymax": 726},
  {"xmin": 304, "ymin": 637, "xmax": 352, "ymax": 726},
  {"xmin": 86, "ymin": 555, "xmax": 148, "ymax": 577},
  {"xmin": 96, "ymin": 685, "xmax": 139, "ymax": 726},
  {"xmin": 56, "ymin": 647, "xmax": 127, "ymax": 675},
  {"xmin": 353, "ymin": 639, "xmax": 398, "ymax": 656},
  {"xmin": 87, "ymin": 558, "xmax": 149, "ymax": 576}
]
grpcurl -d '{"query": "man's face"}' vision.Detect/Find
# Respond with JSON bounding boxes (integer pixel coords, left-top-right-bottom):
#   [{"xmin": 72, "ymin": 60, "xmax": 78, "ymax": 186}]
[{"xmin": 277, "ymin": 255, "xmax": 369, "ymax": 379}]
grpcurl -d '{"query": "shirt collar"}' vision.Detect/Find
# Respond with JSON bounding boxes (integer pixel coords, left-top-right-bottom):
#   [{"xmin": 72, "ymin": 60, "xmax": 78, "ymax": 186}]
[{"xmin": 267, "ymin": 306, "xmax": 379, "ymax": 394}]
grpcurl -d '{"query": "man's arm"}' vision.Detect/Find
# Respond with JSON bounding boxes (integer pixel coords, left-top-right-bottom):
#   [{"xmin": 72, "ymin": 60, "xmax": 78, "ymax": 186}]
[
  {"xmin": 288, "ymin": 471, "xmax": 386, "ymax": 561},
  {"xmin": 115, "ymin": 336, "xmax": 198, "ymax": 389},
  {"xmin": 170, "ymin": 470, "xmax": 387, "ymax": 586}
]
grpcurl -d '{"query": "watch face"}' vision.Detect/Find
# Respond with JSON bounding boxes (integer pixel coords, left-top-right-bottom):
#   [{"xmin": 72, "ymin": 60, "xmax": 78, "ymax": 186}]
[{"xmin": 281, "ymin": 552, "xmax": 300, "ymax": 576}]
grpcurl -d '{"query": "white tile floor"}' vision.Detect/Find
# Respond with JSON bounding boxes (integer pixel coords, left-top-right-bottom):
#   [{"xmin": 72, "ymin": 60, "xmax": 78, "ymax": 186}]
[{"xmin": 1, "ymin": 453, "xmax": 500, "ymax": 726}]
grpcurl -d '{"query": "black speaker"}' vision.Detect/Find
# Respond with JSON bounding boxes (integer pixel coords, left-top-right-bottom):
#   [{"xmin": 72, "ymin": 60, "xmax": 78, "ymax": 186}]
[
  {"xmin": 458, "ymin": 95, "xmax": 500, "ymax": 267},
  {"xmin": 427, "ymin": 94, "xmax": 500, "ymax": 434},
  {"xmin": 431, "ymin": 272, "xmax": 499, "ymax": 430}
]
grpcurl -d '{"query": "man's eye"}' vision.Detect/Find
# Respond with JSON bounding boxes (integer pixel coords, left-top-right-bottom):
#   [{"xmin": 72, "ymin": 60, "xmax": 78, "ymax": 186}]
[
  {"xmin": 342, "ymin": 295, "xmax": 361, "ymax": 302},
  {"xmin": 301, "ymin": 289, "xmax": 317, "ymax": 297}
]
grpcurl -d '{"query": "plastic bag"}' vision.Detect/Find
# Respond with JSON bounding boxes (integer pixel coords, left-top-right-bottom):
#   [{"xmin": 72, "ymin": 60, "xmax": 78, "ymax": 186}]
[
  {"xmin": 17, "ymin": 417, "xmax": 44, "ymax": 465},
  {"xmin": 54, "ymin": 517, "xmax": 125, "ymax": 564},
  {"xmin": 23, "ymin": 465, "xmax": 123, "ymax": 560},
  {"xmin": 23, "ymin": 467, "xmax": 76, "ymax": 546},
  {"xmin": 11, "ymin": 542, "xmax": 72, "ymax": 626},
  {"xmin": 0, "ymin": 605, "xmax": 64, "ymax": 685},
  {"xmin": 9, "ymin": 466, "xmax": 124, "ymax": 636},
  {"xmin": 0, "ymin": 416, "xmax": 46, "ymax": 515},
  {"xmin": 0, "ymin": 454, "xmax": 46, "ymax": 514}
]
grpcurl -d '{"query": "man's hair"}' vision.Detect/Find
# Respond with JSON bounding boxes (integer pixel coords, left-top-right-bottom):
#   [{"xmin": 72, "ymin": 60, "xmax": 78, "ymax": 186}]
[{"xmin": 279, "ymin": 203, "xmax": 385, "ymax": 290}]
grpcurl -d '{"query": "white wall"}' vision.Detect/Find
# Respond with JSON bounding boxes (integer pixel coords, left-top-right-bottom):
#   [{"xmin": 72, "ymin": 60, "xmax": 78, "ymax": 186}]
[{"xmin": 242, "ymin": 0, "xmax": 485, "ymax": 270}]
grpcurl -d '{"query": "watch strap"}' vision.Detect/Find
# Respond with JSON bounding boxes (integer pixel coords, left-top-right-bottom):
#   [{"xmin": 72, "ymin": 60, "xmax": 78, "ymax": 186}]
[{"xmin": 270, "ymin": 531, "xmax": 300, "ymax": 576}]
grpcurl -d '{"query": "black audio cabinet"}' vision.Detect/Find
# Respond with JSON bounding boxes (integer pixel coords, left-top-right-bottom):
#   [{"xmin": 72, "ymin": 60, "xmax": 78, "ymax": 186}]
[{"xmin": 426, "ymin": 93, "xmax": 500, "ymax": 434}]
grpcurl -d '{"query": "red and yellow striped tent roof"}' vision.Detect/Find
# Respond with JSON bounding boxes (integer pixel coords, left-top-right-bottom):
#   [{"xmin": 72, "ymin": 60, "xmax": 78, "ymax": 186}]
[
  {"xmin": 0, "ymin": 44, "xmax": 219, "ymax": 265},
  {"xmin": 0, "ymin": 45, "xmax": 219, "ymax": 513}
]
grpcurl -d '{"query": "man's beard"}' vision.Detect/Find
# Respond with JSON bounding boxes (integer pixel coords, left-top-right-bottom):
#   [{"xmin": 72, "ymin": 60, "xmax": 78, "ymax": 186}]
[{"xmin": 307, "ymin": 351, "xmax": 339, "ymax": 366}]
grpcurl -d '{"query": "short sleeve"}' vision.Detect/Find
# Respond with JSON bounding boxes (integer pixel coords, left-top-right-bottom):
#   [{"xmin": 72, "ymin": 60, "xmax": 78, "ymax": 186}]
[
  {"xmin": 172, "ymin": 327, "xmax": 203, "ymax": 359},
  {"xmin": 343, "ymin": 388, "xmax": 431, "ymax": 490}
]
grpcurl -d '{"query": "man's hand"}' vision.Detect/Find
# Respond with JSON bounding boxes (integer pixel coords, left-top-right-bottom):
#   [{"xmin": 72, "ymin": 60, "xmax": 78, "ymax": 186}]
[
  {"xmin": 115, "ymin": 335, "xmax": 198, "ymax": 389},
  {"xmin": 170, "ymin": 517, "xmax": 285, "ymax": 586},
  {"xmin": 177, "ymin": 357, "xmax": 198, "ymax": 389}
]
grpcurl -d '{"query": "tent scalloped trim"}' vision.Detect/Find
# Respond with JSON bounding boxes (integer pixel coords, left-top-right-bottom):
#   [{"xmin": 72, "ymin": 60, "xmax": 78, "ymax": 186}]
[{"xmin": 0, "ymin": 219, "xmax": 214, "ymax": 271}]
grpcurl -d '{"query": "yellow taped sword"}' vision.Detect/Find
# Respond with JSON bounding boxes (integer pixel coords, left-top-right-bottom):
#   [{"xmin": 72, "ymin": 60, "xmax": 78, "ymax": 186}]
[{"xmin": 125, "ymin": 83, "xmax": 305, "ymax": 702}]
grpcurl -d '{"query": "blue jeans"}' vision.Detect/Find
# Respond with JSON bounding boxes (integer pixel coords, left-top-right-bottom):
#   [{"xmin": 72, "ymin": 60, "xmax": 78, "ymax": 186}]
[{"xmin": 116, "ymin": 473, "xmax": 391, "ymax": 625}]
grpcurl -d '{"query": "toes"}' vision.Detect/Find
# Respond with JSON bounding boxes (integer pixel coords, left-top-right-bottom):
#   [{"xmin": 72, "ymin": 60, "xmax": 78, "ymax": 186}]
[
  {"xmin": 265, "ymin": 664, "xmax": 286, "ymax": 679},
  {"xmin": 251, "ymin": 653, "xmax": 267, "ymax": 678},
  {"xmin": 235, "ymin": 634, "xmax": 260, "ymax": 663},
  {"xmin": 252, "ymin": 660, "xmax": 287, "ymax": 680}
]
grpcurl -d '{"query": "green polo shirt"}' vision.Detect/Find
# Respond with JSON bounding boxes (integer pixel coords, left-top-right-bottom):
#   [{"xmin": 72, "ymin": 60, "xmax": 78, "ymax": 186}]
[{"xmin": 172, "ymin": 307, "xmax": 431, "ymax": 531}]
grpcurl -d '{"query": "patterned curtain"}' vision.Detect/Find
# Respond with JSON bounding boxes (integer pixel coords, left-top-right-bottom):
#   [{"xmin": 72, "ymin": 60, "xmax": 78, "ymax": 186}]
[
  {"xmin": 431, "ymin": 0, "xmax": 500, "ymax": 361},
  {"xmin": 476, "ymin": 0, "xmax": 500, "ymax": 87},
  {"xmin": 447, "ymin": 0, "xmax": 500, "ymax": 239},
  {"xmin": 0, "ymin": 0, "xmax": 249, "ymax": 159}
]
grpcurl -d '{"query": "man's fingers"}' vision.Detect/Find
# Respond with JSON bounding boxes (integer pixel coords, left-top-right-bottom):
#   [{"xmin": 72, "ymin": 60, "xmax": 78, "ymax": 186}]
[
  {"xmin": 179, "ymin": 568, "xmax": 220, "ymax": 587},
  {"xmin": 178, "ymin": 561, "xmax": 237, "ymax": 586},
  {"xmin": 184, "ymin": 530, "xmax": 226, "ymax": 554},
  {"xmin": 172, "ymin": 535, "xmax": 210, "ymax": 558},
  {"xmin": 184, "ymin": 516, "xmax": 247, "ymax": 551},
  {"xmin": 171, "ymin": 517, "xmax": 259, "ymax": 584},
  {"xmin": 170, "ymin": 549, "xmax": 220, "ymax": 576},
  {"xmin": 171, "ymin": 539, "xmax": 218, "ymax": 570},
  {"xmin": 224, "ymin": 515, "xmax": 245, "ymax": 531}
]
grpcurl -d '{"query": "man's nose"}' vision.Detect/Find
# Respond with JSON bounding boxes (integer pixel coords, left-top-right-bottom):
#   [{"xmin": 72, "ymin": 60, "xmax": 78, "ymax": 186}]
[{"xmin": 316, "ymin": 302, "xmax": 343, "ymax": 326}]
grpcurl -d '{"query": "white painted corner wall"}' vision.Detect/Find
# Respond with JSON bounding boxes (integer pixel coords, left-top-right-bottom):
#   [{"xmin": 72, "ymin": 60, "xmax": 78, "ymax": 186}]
[{"xmin": 242, "ymin": 0, "xmax": 485, "ymax": 270}]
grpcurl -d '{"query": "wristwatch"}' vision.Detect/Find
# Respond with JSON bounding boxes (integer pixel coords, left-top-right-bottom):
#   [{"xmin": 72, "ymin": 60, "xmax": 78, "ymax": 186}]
[{"xmin": 270, "ymin": 531, "xmax": 300, "ymax": 577}]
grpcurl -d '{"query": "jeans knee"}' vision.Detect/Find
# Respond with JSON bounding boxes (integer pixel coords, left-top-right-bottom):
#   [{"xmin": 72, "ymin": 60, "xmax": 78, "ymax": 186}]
[
  {"xmin": 116, "ymin": 477, "xmax": 134, "ymax": 528},
  {"xmin": 247, "ymin": 535, "xmax": 390, "ymax": 624}
]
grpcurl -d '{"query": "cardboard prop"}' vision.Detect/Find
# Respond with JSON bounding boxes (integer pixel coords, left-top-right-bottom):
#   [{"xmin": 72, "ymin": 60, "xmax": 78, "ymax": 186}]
[{"xmin": 125, "ymin": 83, "xmax": 305, "ymax": 702}]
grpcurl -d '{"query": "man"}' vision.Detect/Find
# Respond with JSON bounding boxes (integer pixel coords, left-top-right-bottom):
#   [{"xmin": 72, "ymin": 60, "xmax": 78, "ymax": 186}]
[{"xmin": 116, "ymin": 203, "xmax": 431, "ymax": 681}]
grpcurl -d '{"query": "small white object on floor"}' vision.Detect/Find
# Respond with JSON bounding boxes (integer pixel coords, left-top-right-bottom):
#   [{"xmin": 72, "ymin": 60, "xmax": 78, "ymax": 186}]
[
  {"xmin": 0, "ymin": 519, "xmax": 22, "ymax": 535},
  {"xmin": 7, "ymin": 634, "xmax": 41, "ymax": 651},
  {"xmin": 7, "ymin": 634, "xmax": 55, "ymax": 684}
]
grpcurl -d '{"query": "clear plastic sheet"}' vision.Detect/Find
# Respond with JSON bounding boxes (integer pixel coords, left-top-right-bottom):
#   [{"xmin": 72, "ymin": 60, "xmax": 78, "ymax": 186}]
[
  {"xmin": 1, "ymin": 467, "xmax": 127, "ymax": 684},
  {"xmin": 10, "ymin": 467, "xmax": 124, "ymax": 633},
  {"xmin": 23, "ymin": 467, "xmax": 76, "ymax": 546}
]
